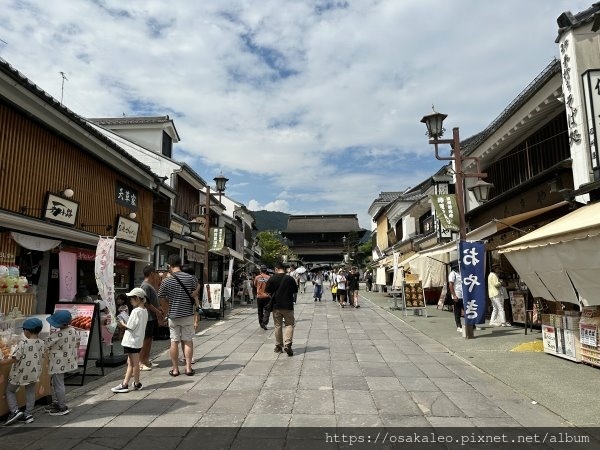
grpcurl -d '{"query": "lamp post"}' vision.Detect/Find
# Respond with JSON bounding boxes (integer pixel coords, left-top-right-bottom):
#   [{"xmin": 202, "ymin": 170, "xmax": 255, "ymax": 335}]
[
  {"xmin": 204, "ymin": 174, "xmax": 229, "ymax": 284},
  {"xmin": 342, "ymin": 235, "xmax": 350, "ymax": 264},
  {"xmin": 420, "ymin": 110, "xmax": 493, "ymax": 240},
  {"xmin": 420, "ymin": 110, "xmax": 493, "ymax": 339}
]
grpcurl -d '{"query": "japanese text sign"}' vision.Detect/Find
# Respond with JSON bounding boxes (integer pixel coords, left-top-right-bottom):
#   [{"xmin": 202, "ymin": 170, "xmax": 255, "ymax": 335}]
[
  {"xmin": 43, "ymin": 193, "xmax": 79, "ymax": 226},
  {"xmin": 431, "ymin": 194, "xmax": 459, "ymax": 232},
  {"xmin": 459, "ymin": 241, "xmax": 486, "ymax": 326},
  {"xmin": 209, "ymin": 227, "xmax": 225, "ymax": 252},
  {"xmin": 115, "ymin": 181, "xmax": 138, "ymax": 211}
]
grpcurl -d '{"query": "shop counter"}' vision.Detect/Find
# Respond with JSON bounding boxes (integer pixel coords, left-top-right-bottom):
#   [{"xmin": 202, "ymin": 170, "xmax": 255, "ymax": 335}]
[
  {"xmin": 0, "ymin": 293, "xmax": 36, "ymax": 315},
  {"xmin": 0, "ymin": 355, "xmax": 51, "ymax": 417}
]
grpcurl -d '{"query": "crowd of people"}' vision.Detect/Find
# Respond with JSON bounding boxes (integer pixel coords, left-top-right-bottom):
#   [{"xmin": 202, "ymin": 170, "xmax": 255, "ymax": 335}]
[{"xmin": 2, "ymin": 257, "xmax": 368, "ymax": 426}]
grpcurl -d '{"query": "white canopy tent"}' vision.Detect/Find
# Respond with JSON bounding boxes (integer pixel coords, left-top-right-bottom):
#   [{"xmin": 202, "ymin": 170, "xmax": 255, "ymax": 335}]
[{"xmin": 498, "ymin": 202, "xmax": 600, "ymax": 306}]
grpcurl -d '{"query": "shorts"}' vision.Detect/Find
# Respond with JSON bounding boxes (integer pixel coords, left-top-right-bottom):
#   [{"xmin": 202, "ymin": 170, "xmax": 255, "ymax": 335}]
[
  {"xmin": 123, "ymin": 346, "xmax": 142, "ymax": 354},
  {"xmin": 168, "ymin": 315, "xmax": 195, "ymax": 342},
  {"xmin": 145, "ymin": 319, "xmax": 157, "ymax": 339}
]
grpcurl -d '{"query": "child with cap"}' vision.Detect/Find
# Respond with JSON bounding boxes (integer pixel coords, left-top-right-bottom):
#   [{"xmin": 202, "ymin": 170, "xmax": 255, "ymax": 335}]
[
  {"xmin": 45, "ymin": 309, "xmax": 78, "ymax": 416},
  {"xmin": 111, "ymin": 287, "xmax": 148, "ymax": 393},
  {"xmin": 1, "ymin": 317, "xmax": 45, "ymax": 425}
]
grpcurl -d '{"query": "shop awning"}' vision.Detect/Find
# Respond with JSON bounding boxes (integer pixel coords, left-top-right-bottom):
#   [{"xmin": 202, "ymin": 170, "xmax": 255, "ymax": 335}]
[
  {"xmin": 467, "ymin": 201, "xmax": 569, "ymax": 241},
  {"xmin": 498, "ymin": 202, "xmax": 600, "ymax": 305},
  {"xmin": 210, "ymin": 246, "xmax": 244, "ymax": 261}
]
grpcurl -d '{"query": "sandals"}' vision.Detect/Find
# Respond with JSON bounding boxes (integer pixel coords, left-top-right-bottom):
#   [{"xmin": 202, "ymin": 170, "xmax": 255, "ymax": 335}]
[
  {"xmin": 169, "ymin": 370, "xmax": 180, "ymax": 377},
  {"xmin": 185, "ymin": 369, "xmax": 195, "ymax": 376}
]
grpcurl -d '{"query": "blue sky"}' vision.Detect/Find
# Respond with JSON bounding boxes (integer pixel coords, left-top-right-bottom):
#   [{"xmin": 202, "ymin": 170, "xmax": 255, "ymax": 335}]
[{"xmin": 0, "ymin": 0, "xmax": 593, "ymax": 228}]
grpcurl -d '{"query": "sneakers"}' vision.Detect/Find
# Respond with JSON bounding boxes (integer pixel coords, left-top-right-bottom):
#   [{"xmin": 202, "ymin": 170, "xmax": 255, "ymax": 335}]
[
  {"xmin": 475, "ymin": 326, "xmax": 484, "ymax": 331},
  {"xmin": 457, "ymin": 327, "xmax": 463, "ymax": 333},
  {"xmin": 48, "ymin": 406, "xmax": 70, "ymax": 416},
  {"xmin": 274, "ymin": 345, "xmax": 283, "ymax": 353},
  {"xmin": 284, "ymin": 344, "xmax": 293, "ymax": 357},
  {"xmin": 139, "ymin": 364, "xmax": 153, "ymax": 371},
  {"xmin": 22, "ymin": 414, "xmax": 34, "ymax": 424},
  {"xmin": 111, "ymin": 383, "xmax": 129, "ymax": 393},
  {"xmin": 133, "ymin": 382, "xmax": 143, "ymax": 391},
  {"xmin": 4, "ymin": 410, "xmax": 23, "ymax": 425},
  {"xmin": 44, "ymin": 402, "xmax": 58, "ymax": 413}
]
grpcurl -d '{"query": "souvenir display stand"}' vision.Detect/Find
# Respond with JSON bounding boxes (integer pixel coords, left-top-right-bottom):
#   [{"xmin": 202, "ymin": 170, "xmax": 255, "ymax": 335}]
[
  {"xmin": 541, "ymin": 312, "xmax": 581, "ymax": 362},
  {"xmin": 0, "ymin": 314, "xmax": 52, "ymax": 417},
  {"xmin": 402, "ymin": 274, "xmax": 427, "ymax": 318}
]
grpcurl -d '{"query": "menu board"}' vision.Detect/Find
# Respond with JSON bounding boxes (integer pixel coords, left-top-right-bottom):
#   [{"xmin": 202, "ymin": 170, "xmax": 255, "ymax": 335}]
[
  {"xmin": 53, "ymin": 303, "xmax": 95, "ymax": 366},
  {"xmin": 510, "ymin": 291, "xmax": 527, "ymax": 324},
  {"xmin": 580, "ymin": 323, "xmax": 598, "ymax": 347},
  {"xmin": 202, "ymin": 283, "xmax": 223, "ymax": 311},
  {"xmin": 404, "ymin": 281, "xmax": 426, "ymax": 308}
]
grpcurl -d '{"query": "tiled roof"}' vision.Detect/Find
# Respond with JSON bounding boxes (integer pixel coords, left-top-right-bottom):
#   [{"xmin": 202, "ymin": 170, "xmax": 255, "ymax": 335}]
[
  {"xmin": 284, "ymin": 215, "xmax": 362, "ymax": 233},
  {"xmin": 89, "ymin": 116, "xmax": 172, "ymax": 125},
  {"xmin": 461, "ymin": 59, "xmax": 561, "ymax": 156},
  {"xmin": 555, "ymin": 3, "xmax": 600, "ymax": 42},
  {"xmin": 0, "ymin": 57, "xmax": 162, "ymax": 182},
  {"xmin": 89, "ymin": 115, "xmax": 181, "ymax": 141},
  {"xmin": 375, "ymin": 192, "xmax": 405, "ymax": 202}
]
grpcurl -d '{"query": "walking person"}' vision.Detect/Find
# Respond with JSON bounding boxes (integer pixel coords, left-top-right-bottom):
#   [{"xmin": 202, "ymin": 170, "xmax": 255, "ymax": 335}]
[
  {"xmin": 365, "ymin": 271, "xmax": 373, "ymax": 292},
  {"xmin": 347, "ymin": 266, "xmax": 361, "ymax": 308},
  {"xmin": 139, "ymin": 265, "xmax": 164, "ymax": 371},
  {"xmin": 158, "ymin": 254, "xmax": 200, "ymax": 377},
  {"xmin": 2, "ymin": 318, "xmax": 45, "ymax": 425},
  {"xmin": 45, "ymin": 310, "xmax": 78, "ymax": 416},
  {"xmin": 488, "ymin": 264, "xmax": 510, "ymax": 327},
  {"xmin": 331, "ymin": 281, "xmax": 338, "ymax": 302},
  {"xmin": 448, "ymin": 264, "xmax": 464, "ymax": 333},
  {"xmin": 313, "ymin": 270, "xmax": 323, "ymax": 302},
  {"xmin": 336, "ymin": 269, "xmax": 347, "ymax": 307},
  {"xmin": 254, "ymin": 265, "xmax": 272, "ymax": 330},
  {"xmin": 266, "ymin": 260, "xmax": 298, "ymax": 356},
  {"xmin": 449, "ymin": 264, "xmax": 483, "ymax": 333},
  {"xmin": 111, "ymin": 288, "xmax": 148, "ymax": 393}
]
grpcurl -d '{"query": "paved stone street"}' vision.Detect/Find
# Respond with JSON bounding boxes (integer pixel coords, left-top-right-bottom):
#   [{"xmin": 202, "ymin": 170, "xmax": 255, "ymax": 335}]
[{"xmin": 1, "ymin": 287, "xmax": 597, "ymax": 449}]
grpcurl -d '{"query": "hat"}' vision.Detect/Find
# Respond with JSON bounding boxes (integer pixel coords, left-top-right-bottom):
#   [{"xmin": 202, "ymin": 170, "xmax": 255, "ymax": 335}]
[
  {"xmin": 47, "ymin": 310, "xmax": 72, "ymax": 328},
  {"xmin": 260, "ymin": 265, "xmax": 268, "ymax": 272},
  {"xmin": 126, "ymin": 287, "xmax": 146, "ymax": 299},
  {"xmin": 22, "ymin": 317, "xmax": 43, "ymax": 331}
]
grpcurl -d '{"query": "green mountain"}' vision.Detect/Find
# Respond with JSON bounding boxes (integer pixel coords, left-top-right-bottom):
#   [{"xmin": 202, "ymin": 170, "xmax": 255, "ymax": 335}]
[{"xmin": 252, "ymin": 210, "xmax": 289, "ymax": 232}]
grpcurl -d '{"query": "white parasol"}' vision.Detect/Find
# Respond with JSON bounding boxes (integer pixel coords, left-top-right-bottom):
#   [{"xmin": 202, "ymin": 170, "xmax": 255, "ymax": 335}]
[{"xmin": 293, "ymin": 266, "xmax": 307, "ymax": 274}]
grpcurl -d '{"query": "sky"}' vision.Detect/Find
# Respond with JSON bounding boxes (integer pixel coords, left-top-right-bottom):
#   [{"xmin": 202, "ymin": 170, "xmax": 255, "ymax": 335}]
[{"xmin": 0, "ymin": 0, "xmax": 593, "ymax": 229}]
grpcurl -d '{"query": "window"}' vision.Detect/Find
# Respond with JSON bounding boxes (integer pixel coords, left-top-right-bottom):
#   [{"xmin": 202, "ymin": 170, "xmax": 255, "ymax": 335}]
[{"xmin": 162, "ymin": 131, "xmax": 173, "ymax": 158}]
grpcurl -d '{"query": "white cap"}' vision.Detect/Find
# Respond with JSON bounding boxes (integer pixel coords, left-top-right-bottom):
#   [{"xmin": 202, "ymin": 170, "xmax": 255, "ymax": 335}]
[{"xmin": 126, "ymin": 287, "xmax": 146, "ymax": 300}]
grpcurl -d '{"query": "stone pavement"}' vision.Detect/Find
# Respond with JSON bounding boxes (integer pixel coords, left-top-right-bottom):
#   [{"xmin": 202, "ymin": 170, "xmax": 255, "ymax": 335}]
[
  {"xmin": 361, "ymin": 287, "xmax": 600, "ymax": 428},
  {"xmin": 1, "ymin": 287, "xmax": 595, "ymax": 449}
]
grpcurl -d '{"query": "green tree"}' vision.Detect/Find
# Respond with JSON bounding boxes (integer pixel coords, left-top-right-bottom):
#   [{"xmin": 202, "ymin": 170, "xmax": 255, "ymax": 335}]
[{"xmin": 256, "ymin": 231, "xmax": 295, "ymax": 267}]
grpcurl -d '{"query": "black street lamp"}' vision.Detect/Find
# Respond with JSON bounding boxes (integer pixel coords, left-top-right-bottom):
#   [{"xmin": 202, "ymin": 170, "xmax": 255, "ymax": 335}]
[
  {"xmin": 420, "ymin": 109, "xmax": 494, "ymax": 240},
  {"xmin": 421, "ymin": 109, "xmax": 494, "ymax": 339},
  {"xmin": 204, "ymin": 174, "xmax": 229, "ymax": 283}
]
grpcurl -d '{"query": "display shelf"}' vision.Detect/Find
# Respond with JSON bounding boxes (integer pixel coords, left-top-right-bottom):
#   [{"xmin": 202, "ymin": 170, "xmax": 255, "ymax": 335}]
[{"xmin": 0, "ymin": 293, "xmax": 36, "ymax": 315}]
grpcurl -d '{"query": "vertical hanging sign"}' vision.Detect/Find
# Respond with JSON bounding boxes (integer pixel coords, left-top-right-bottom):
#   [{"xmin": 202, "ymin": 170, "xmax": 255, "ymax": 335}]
[
  {"xmin": 95, "ymin": 237, "xmax": 116, "ymax": 343},
  {"xmin": 582, "ymin": 69, "xmax": 600, "ymax": 180},
  {"xmin": 459, "ymin": 241, "xmax": 486, "ymax": 326}
]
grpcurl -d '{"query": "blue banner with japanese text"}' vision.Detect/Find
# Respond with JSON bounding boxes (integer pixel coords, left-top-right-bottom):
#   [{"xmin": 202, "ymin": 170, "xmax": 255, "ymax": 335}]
[{"xmin": 458, "ymin": 241, "xmax": 486, "ymax": 326}]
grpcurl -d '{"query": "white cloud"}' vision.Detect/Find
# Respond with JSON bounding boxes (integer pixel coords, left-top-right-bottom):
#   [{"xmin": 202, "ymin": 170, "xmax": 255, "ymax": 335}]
[{"xmin": 248, "ymin": 199, "xmax": 290, "ymax": 212}]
